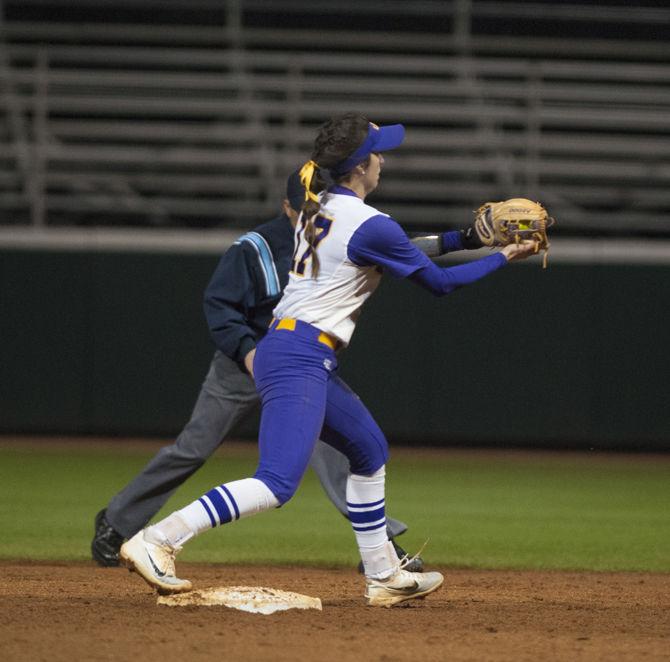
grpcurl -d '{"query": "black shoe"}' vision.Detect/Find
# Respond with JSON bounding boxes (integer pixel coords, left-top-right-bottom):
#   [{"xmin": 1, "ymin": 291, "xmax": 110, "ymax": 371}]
[
  {"xmin": 91, "ymin": 509, "xmax": 124, "ymax": 567},
  {"xmin": 357, "ymin": 539, "xmax": 425, "ymax": 574}
]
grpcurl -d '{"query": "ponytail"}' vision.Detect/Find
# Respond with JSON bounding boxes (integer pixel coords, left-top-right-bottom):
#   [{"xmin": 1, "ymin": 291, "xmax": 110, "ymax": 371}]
[{"xmin": 299, "ymin": 159, "xmax": 326, "ymax": 278}]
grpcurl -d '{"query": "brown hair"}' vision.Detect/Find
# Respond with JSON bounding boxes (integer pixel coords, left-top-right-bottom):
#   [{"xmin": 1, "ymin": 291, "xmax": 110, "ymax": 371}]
[{"xmin": 301, "ymin": 112, "xmax": 370, "ymax": 277}]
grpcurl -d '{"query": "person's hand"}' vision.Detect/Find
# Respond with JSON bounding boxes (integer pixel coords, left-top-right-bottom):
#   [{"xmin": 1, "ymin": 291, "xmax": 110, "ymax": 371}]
[
  {"xmin": 244, "ymin": 348, "xmax": 256, "ymax": 377},
  {"xmin": 501, "ymin": 240, "xmax": 540, "ymax": 262}
]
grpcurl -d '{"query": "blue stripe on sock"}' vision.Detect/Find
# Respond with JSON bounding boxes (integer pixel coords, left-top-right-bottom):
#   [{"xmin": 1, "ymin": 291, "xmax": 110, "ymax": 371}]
[
  {"xmin": 199, "ymin": 497, "xmax": 216, "ymax": 528},
  {"xmin": 220, "ymin": 484, "xmax": 240, "ymax": 520},
  {"xmin": 348, "ymin": 505, "xmax": 385, "ymax": 524},
  {"xmin": 352, "ymin": 521, "xmax": 387, "ymax": 532},
  {"xmin": 346, "ymin": 497, "xmax": 385, "ymax": 509},
  {"xmin": 205, "ymin": 487, "xmax": 233, "ymax": 524}
]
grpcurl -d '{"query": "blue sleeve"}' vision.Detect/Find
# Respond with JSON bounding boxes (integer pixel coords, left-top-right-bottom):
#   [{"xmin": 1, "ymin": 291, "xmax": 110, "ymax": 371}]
[
  {"xmin": 440, "ymin": 231, "xmax": 464, "ymax": 254},
  {"xmin": 348, "ymin": 214, "xmax": 507, "ymax": 295},
  {"xmin": 203, "ymin": 243, "xmax": 260, "ymax": 364},
  {"xmin": 409, "ymin": 252, "xmax": 507, "ymax": 296},
  {"xmin": 348, "ymin": 215, "xmax": 434, "ymax": 278}
]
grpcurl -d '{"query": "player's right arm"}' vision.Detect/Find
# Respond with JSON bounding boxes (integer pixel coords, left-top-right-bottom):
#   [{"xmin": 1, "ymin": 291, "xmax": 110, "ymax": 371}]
[{"xmin": 408, "ymin": 227, "xmax": 483, "ymax": 257}]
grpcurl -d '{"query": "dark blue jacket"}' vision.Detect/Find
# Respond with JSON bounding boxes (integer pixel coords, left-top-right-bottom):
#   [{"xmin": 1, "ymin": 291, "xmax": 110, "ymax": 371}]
[{"xmin": 204, "ymin": 213, "xmax": 294, "ymax": 368}]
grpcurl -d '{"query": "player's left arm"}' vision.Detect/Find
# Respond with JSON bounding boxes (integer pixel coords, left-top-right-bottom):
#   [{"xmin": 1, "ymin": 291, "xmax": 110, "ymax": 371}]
[{"xmin": 349, "ymin": 215, "xmax": 526, "ymax": 297}]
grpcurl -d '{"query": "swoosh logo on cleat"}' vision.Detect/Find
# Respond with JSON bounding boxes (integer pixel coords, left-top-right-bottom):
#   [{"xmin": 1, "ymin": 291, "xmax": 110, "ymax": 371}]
[
  {"xmin": 146, "ymin": 551, "xmax": 166, "ymax": 577},
  {"xmin": 382, "ymin": 581, "xmax": 420, "ymax": 595}
]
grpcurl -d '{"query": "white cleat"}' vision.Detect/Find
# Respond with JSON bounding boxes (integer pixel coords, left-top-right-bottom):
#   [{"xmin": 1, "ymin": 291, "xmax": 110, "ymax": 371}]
[
  {"xmin": 119, "ymin": 528, "xmax": 192, "ymax": 595},
  {"xmin": 366, "ymin": 568, "xmax": 444, "ymax": 607}
]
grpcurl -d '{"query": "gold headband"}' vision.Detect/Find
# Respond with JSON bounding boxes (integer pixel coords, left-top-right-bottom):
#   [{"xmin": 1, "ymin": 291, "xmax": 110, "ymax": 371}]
[{"xmin": 299, "ymin": 160, "xmax": 321, "ymax": 204}]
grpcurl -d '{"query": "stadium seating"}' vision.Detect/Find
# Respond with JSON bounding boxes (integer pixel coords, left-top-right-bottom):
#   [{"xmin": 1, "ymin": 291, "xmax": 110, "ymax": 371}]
[{"xmin": 1, "ymin": 0, "xmax": 669, "ymax": 233}]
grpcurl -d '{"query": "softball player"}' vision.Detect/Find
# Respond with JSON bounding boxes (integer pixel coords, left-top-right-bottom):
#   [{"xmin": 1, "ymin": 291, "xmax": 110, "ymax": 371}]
[
  {"xmin": 92, "ymin": 172, "xmax": 419, "ymax": 570},
  {"xmin": 120, "ymin": 114, "xmax": 538, "ymax": 606}
]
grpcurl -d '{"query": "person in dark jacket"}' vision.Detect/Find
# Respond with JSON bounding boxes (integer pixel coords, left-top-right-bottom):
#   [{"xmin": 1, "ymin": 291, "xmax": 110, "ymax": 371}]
[{"xmin": 92, "ymin": 171, "xmax": 424, "ymax": 570}]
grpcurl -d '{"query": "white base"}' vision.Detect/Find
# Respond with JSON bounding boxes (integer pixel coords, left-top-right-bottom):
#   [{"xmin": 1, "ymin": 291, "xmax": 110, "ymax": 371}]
[{"xmin": 157, "ymin": 586, "xmax": 322, "ymax": 614}]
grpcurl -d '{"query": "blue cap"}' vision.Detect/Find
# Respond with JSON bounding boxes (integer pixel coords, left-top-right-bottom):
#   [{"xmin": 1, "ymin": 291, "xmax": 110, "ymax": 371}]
[
  {"xmin": 330, "ymin": 122, "xmax": 405, "ymax": 177},
  {"xmin": 286, "ymin": 169, "xmax": 306, "ymax": 211}
]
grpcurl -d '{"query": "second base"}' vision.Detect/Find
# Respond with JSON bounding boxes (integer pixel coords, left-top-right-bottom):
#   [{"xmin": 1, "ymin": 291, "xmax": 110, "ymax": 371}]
[{"xmin": 157, "ymin": 586, "xmax": 322, "ymax": 615}]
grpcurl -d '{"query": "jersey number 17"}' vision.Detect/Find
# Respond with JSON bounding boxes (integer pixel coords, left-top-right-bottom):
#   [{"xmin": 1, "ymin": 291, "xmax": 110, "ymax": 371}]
[{"xmin": 291, "ymin": 215, "xmax": 334, "ymax": 276}]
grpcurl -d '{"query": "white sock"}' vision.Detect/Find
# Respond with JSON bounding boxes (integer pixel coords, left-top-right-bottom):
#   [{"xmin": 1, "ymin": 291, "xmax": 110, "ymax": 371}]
[
  {"xmin": 152, "ymin": 477, "xmax": 279, "ymax": 547},
  {"xmin": 347, "ymin": 466, "xmax": 398, "ymax": 579},
  {"xmin": 145, "ymin": 512, "xmax": 194, "ymax": 548}
]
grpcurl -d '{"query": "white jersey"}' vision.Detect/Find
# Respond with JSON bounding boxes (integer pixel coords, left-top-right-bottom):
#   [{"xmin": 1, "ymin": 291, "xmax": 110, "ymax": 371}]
[{"xmin": 273, "ymin": 189, "xmax": 385, "ymax": 346}]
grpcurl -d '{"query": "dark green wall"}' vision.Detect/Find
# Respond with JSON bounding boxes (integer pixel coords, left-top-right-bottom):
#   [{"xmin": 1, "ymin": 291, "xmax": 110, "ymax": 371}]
[
  {"xmin": 0, "ymin": 251, "xmax": 216, "ymax": 435},
  {"xmin": 342, "ymin": 260, "xmax": 669, "ymax": 449},
  {"xmin": 1, "ymin": 250, "xmax": 668, "ymax": 450}
]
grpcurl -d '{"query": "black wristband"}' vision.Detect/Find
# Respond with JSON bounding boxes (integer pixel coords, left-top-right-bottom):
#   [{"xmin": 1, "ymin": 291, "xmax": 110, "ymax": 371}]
[{"xmin": 460, "ymin": 226, "xmax": 484, "ymax": 250}]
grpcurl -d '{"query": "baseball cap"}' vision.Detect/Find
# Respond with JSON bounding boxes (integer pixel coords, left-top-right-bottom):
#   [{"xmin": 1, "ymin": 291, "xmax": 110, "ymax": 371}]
[
  {"xmin": 286, "ymin": 169, "xmax": 306, "ymax": 212},
  {"xmin": 330, "ymin": 122, "xmax": 405, "ymax": 176}
]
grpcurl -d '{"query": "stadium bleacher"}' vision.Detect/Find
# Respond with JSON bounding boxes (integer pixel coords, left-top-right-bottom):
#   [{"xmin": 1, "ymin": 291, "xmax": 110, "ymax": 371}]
[{"xmin": 1, "ymin": 0, "xmax": 669, "ymax": 234}]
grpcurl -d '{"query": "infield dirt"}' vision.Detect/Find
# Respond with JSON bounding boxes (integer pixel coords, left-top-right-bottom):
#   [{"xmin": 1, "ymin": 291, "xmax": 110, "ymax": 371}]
[{"xmin": 1, "ymin": 562, "xmax": 668, "ymax": 661}]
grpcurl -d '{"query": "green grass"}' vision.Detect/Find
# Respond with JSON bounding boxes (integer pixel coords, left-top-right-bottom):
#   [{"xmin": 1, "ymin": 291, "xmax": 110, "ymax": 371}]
[{"xmin": 1, "ymin": 442, "xmax": 668, "ymax": 571}]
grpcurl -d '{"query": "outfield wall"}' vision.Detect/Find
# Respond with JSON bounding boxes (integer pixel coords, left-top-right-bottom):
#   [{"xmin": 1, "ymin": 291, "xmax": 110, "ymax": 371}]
[{"xmin": 1, "ymin": 237, "xmax": 668, "ymax": 450}]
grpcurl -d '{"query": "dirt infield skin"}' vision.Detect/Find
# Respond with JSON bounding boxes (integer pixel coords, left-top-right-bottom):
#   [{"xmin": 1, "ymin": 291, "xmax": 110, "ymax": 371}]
[{"xmin": 1, "ymin": 562, "xmax": 668, "ymax": 662}]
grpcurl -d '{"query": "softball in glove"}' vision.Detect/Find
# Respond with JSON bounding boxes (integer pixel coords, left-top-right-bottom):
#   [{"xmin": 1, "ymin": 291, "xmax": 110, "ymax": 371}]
[{"xmin": 474, "ymin": 198, "xmax": 555, "ymax": 268}]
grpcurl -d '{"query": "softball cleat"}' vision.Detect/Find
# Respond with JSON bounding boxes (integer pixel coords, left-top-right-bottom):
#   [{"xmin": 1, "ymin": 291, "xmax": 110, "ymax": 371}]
[
  {"xmin": 119, "ymin": 528, "xmax": 192, "ymax": 595},
  {"xmin": 365, "ymin": 568, "xmax": 444, "ymax": 607}
]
